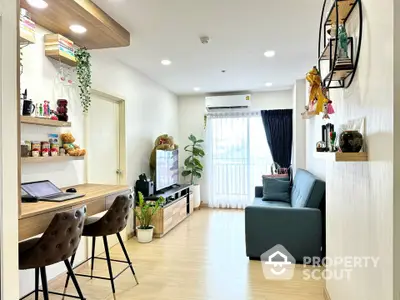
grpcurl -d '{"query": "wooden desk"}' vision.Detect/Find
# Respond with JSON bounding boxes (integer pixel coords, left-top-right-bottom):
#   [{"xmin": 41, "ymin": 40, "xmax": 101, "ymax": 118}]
[{"xmin": 19, "ymin": 184, "xmax": 131, "ymax": 241}]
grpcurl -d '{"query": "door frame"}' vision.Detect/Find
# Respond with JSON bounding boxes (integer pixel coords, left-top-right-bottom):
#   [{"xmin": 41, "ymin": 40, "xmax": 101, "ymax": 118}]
[{"xmin": 85, "ymin": 89, "xmax": 127, "ymax": 185}]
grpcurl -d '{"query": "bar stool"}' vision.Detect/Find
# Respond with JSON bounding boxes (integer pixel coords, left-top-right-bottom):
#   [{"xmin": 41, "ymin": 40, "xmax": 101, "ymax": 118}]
[
  {"xmin": 19, "ymin": 206, "xmax": 86, "ymax": 300},
  {"xmin": 66, "ymin": 194, "xmax": 138, "ymax": 294}
]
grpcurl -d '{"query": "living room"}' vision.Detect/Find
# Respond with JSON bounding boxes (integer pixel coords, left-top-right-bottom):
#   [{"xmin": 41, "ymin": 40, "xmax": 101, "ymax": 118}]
[{"xmin": 0, "ymin": 0, "xmax": 398, "ymax": 300}]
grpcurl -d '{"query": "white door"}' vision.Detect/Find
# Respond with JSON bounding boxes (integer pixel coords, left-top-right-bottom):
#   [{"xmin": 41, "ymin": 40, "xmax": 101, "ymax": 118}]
[{"xmin": 86, "ymin": 93, "xmax": 120, "ymax": 185}]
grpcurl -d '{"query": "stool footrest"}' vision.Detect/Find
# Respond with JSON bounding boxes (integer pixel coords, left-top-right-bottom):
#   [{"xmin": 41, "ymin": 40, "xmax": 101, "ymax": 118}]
[{"xmin": 20, "ymin": 289, "xmax": 85, "ymax": 300}]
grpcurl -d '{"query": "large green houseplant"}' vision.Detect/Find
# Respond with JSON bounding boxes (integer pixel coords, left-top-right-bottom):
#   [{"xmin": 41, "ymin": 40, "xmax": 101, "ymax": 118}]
[
  {"xmin": 182, "ymin": 134, "xmax": 205, "ymax": 208},
  {"xmin": 135, "ymin": 191, "xmax": 164, "ymax": 243}
]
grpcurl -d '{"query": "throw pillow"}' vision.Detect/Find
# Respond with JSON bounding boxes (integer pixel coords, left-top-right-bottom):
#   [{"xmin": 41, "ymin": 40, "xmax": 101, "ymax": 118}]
[{"xmin": 262, "ymin": 177, "xmax": 291, "ymax": 203}]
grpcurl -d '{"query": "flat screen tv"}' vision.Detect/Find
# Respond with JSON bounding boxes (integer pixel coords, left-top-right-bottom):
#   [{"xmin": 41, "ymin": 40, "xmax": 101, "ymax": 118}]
[{"xmin": 156, "ymin": 149, "xmax": 179, "ymax": 191}]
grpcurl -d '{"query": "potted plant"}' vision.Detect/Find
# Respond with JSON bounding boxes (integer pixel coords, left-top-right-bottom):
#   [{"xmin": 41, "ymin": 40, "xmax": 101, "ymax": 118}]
[
  {"xmin": 181, "ymin": 134, "xmax": 205, "ymax": 208},
  {"xmin": 135, "ymin": 191, "xmax": 164, "ymax": 243}
]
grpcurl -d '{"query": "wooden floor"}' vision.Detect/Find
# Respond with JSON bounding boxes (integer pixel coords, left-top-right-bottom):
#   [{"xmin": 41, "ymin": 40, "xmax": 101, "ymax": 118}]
[{"xmin": 27, "ymin": 209, "xmax": 325, "ymax": 300}]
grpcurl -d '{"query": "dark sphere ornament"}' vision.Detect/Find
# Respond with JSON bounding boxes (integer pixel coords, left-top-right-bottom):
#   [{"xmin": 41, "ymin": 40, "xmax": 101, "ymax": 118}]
[{"xmin": 339, "ymin": 130, "xmax": 363, "ymax": 153}]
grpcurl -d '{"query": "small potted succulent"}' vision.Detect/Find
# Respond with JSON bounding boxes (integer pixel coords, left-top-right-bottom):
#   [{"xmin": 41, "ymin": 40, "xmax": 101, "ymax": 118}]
[
  {"xmin": 32, "ymin": 148, "xmax": 40, "ymax": 157},
  {"xmin": 135, "ymin": 191, "xmax": 164, "ymax": 243}
]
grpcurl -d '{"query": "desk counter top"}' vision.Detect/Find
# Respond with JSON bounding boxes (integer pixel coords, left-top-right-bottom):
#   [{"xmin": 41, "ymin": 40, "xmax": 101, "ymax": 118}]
[{"xmin": 20, "ymin": 183, "xmax": 131, "ymax": 219}]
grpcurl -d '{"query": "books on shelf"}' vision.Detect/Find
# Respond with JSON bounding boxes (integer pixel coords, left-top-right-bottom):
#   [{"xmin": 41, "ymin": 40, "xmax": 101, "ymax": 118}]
[
  {"xmin": 20, "ymin": 13, "xmax": 36, "ymax": 43},
  {"xmin": 44, "ymin": 34, "xmax": 76, "ymax": 63}
]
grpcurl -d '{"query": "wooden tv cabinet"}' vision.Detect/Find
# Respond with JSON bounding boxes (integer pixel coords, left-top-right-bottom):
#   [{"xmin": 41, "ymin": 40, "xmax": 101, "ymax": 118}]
[{"xmin": 143, "ymin": 184, "xmax": 194, "ymax": 238}]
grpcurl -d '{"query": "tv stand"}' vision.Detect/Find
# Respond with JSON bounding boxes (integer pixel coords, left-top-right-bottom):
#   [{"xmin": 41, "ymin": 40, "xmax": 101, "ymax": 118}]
[{"xmin": 144, "ymin": 184, "xmax": 193, "ymax": 238}]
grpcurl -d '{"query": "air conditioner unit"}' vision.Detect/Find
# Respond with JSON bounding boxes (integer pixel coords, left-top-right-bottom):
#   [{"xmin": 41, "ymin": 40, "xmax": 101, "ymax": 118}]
[{"xmin": 205, "ymin": 94, "xmax": 251, "ymax": 112}]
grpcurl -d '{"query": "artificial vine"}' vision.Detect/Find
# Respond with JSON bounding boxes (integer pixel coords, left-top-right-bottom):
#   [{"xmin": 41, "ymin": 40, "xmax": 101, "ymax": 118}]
[{"xmin": 75, "ymin": 47, "xmax": 92, "ymax": 113}]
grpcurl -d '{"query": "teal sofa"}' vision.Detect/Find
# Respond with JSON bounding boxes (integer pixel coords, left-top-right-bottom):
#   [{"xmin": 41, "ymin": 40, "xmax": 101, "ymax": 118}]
[{"xmin": 245, "ymin": 169, "xmax": 325, "ymax": 262}]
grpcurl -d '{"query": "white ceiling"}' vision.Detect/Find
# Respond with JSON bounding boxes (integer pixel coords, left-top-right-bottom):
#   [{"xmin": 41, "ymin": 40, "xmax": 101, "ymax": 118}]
[{"xmin": 93, "ymin": 0, "xmax": 321, "ymax": 95}]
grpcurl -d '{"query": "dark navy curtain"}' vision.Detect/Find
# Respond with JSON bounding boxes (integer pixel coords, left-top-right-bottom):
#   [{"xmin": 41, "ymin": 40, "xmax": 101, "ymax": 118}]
[{"xmin": 261, "ymin": 109, "xmax": 293, "ymax": 168}]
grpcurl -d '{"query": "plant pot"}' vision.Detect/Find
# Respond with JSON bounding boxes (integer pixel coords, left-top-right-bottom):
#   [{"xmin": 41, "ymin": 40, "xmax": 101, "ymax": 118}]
[
  {"xmin": 339, "ymin": 130, "xmax": 363, "ymax": 153},
  {"xmin": 190, "ymin": 184, "xmax": 201, "ymax": 208},
  {"xmin": 136, "ymin": 226, "xmax": 154, "ymax": 243}
]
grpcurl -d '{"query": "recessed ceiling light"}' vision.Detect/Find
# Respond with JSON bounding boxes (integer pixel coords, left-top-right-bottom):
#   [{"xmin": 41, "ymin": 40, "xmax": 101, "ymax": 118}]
[
  {"xmin": 194, "ymin": 87, "xmax": 201, "ymax": 92},
  {"xmin": 26, "ymin": 0, "xmax": 48, "ymax": 9},
  {"xmin": 264, "ymin": 50, "xmax": 276, "ymax": 58},
  {"xmin": 70, "ymin": 25, "xmax": 87, "ymax": 34},
  {"xmin": 161, "ymin": 60, "xmax": 172, "ymax": 66},
  {"xmin": 265, "ymin": 82, "xmax": 273, "ymax": 87}
]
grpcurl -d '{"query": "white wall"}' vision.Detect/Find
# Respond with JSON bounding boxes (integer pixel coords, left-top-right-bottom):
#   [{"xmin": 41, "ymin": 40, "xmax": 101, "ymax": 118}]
[
  {"xmin": 19, "ymin": 26, "xmax": 178, "ymax": 297},
  {"xmin": 304, "ymin": 1, "xmax": 395, "ymax": 299},
  {"xmin": 292, "ymin": 79, "xmax": 307, "ymax": 172},
  {"xmin": 1, "ymin": 0, "xmax": 20, "ymax": 298},
  {"xmin": 178, "ymin": 90, "xmax": 293, "ymax": 203}
]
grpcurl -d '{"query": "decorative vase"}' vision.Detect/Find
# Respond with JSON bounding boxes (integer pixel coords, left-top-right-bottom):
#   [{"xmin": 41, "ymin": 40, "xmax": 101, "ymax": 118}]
[
  {"xmin": 339, "ymin": 130, "xmax": 363, "ymax": 152},
  {"xmin": 190, "ymin": 184, "xmax": 201, "ymax": 208},
  {"xmin": 136, "ymin": 226, "xmax": 154, "ymax": 243}
]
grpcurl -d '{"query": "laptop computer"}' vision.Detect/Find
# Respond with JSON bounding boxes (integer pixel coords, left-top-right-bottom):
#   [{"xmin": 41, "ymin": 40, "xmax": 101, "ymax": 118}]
[{"xmin": 21, "ymin": 180, "xmax": 85, "ymax": 202}]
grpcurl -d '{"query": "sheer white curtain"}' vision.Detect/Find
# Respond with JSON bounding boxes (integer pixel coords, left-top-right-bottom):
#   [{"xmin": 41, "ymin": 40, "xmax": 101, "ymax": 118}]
[{"xmin": 206, "ymin": 111, "xmax": 273, "ymax": 209}]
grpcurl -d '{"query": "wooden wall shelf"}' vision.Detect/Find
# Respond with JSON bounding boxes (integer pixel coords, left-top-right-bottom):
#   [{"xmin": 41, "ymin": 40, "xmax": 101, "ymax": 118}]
[
  {"xmin": 326, "ymin": 0, "xmax": 358, "ymax": 26},
  {"xmin": 21, "ymin": 156, "xmax": 85, "ymax": 163},
  {"xmin": 21, "ymin": 116, "xmax": 71, "ymax": 127},
  {"xmin": 314, "ymin": 152, "xmax": 368, "ymax": 162},
  {"xmin": 20, "ymin": 33, "xmax": 35, "ymax": 46},
  {"xmin": 45, "ymin": 50, "xmax": 77, "ymax": 67},
  {"xmin": 20, "ymin": 0, "xmax": 130, "ymax": 50}
]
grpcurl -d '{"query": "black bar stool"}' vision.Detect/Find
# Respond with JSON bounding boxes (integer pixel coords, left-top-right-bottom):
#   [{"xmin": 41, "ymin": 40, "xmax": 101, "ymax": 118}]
[
  {"xmin": 19, "ymin": 206, "xmax": 86, "ymax": 300},
  {"xmin": 66, "ymin": 194, "xmax": 138, "ymax": 294}
]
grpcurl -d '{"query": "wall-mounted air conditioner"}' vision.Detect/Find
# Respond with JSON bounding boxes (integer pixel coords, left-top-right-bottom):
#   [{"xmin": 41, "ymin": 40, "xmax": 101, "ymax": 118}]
[{"xmin": 205, "ymin": 94, "xmax": 251, "ymax": 112}]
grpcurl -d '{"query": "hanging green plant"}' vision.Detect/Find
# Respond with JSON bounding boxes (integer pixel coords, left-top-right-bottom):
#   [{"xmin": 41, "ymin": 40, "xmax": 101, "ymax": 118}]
[{"xmin": 75, "ymin": 47, "xmax": 92, "ymax": 113}]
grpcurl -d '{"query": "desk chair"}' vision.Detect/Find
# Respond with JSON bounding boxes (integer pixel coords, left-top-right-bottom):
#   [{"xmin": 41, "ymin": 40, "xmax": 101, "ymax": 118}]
[
  {"xmin": 65, "ymin": 194, "xmax": 138, "ymax": 294},
  {"xmin": 19, "ymin": 206, "xmax": 86, "ymax": 300}
]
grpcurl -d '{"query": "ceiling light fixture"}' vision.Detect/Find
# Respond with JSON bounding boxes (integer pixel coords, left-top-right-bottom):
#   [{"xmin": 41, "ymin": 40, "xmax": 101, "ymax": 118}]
[
  {"xmin": 264, "ymin": 50, "xmax": 276, "ymax": 58},
  {"xmin": 194, "ymin": 87, "xmax": 201, "ymax": 92},
  {"xmin": 161, "ymin": 60, "xmax": 172, "ymax": 66},
  {"xmin": 265, "ymin": 82, "xmax": 273, "ymax": 87},
  {"xmin": 26, "ymin": 0, "xmax": 48, "ymax": 9},
  {"xmin": 70, "ymin": 25, "xmax": 87, "ymax": 34}
]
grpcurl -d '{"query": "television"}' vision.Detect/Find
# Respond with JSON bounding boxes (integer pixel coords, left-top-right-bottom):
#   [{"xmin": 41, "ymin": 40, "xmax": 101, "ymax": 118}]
[{"xmin": 156, "ymin": 149, "xmax": 179, "ymax": 191}]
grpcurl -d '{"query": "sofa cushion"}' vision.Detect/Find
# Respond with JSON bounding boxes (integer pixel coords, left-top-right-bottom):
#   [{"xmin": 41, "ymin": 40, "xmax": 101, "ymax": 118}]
[
  {"xmin": 291, "ymin": 169, "xmax": 325, "ymax": 208},
  {"xmin": 262, "ymin": 177, "xmax": 291, "ymax": 203},
  {"xmin": 252, "ymin": 197, "xmax": 291, "ymax": 208}
]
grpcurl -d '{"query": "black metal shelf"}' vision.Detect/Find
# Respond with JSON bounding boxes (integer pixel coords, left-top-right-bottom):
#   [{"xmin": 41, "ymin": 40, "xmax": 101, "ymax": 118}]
[{"xmin": 317, "ymin": 0, "xmax": 362, "ymax": 89}]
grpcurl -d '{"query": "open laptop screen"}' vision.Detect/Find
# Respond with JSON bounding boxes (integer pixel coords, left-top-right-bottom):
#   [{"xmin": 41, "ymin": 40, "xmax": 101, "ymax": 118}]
[{"xmin": 22, "ymin": 181, "xmax": 62, "ymax": 198}]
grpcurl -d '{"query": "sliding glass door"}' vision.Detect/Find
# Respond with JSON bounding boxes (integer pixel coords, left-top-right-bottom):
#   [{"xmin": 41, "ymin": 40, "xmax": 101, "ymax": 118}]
[{"xmin": 206, "ymin": 112, "xmax": 272, "ymax": 209}]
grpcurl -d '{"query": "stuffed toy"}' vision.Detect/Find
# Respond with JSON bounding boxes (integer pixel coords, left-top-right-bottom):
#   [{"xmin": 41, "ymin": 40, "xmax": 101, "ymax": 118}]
[
  {"xmin": 61, "ymin": 133, "xmax": 86, "ymax": 156},
  {"xmin": 149, "ymin": 134, "xmax": 178, "ymax": 178}
]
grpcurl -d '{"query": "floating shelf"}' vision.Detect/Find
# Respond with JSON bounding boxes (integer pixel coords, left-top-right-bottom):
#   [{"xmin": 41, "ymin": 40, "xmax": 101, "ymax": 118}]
[
  {"xmin": 314, "ymin": 152, "xmax": 368, "ymax": 162},
  {"xmin": 20, "ymin": 33, "xmax": 35, "ymax": 47},
  {"xmin": 21, "ymin": 156, "xmax": 85, "ymax": 163},
  {"xmin": 302, "ymin": 111, "xmax": 318, "ymax": 119},
  {"xmin": 20, "ymin": 116, "xmax": 71, "ymax": 127},
  {"xmin": 325, "ymin": 0, "xmax": 358, "ymax": 25},
  {"xmin": 20, "ymin": 0, "xmax": 130, "ymax": 50},
  {"xmin": 45, "ymin": 50, "xmax": 77, "ymax": 67}
]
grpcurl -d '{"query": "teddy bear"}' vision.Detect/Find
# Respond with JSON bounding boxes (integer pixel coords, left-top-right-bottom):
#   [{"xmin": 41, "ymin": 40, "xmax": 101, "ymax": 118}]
[
  {"xmin": 56, "ymin": 99, "xmax": 69, "ymax": 122},
  {"xmin": 149, "ymin": 134, "xmax": 178, "ymax": 178},
  {"xmin": 61, "ymin": 132, "xmax": 86, "ymax": 156}
]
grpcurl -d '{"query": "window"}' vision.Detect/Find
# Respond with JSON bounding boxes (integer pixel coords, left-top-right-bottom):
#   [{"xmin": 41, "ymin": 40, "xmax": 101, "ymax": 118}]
[{"xmin": 206, "ymin": 111, "xmax": 273, "ymax": 209}]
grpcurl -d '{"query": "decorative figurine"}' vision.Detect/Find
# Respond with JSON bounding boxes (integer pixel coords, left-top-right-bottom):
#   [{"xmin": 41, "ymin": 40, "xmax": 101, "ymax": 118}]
[
  {"xmin": 38, "ymin": 103, "xmax": 43, "ymax": 117},
  {"xmin": 35, "ymin": 103, "xmax": 40, "ymax": 117},
  {"xmin": 306, "ymin": 66, "xmax": 328, "ymax": 114},
  {"xmin": 43, "ymin": 100, "xmax": 50, "ymax": 117},
  {"xmin": 335, "ymin": 24, "xmax": 353, "ymax": 70}
]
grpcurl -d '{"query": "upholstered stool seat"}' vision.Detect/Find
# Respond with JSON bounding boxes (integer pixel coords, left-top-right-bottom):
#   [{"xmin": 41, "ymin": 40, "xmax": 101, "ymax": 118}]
[
  {"xmin": 20, "ymin": 206, "xmax": 86, "ymax": 300},
  {"xmin": 66, "ymin": 194, "xmax": 138, "ymax": 294}
]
